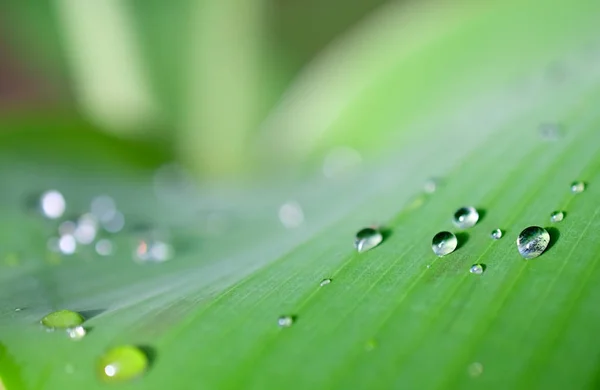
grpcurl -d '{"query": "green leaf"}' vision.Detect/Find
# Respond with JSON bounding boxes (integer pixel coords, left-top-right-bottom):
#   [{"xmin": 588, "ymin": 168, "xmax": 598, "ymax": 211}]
[{"xmin": 2, "ymin": 1, "xmax": 600, "ymax": 389}]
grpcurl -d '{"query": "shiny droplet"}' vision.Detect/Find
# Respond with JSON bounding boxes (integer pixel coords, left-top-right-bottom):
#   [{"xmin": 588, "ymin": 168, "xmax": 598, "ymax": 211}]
[
  {"xmin": 319, "ymin": 278, "xmax": 332, "ymax": 287},
  {"xmin": 58, "ymin": 235, "xmax": 77, "ymax": 255},
  {"xmin": 354, "ymin": 227, "xmax": 383, "ymax": 253},
  {"xmin": 469, "ymin": 264, "xmax": 484, "ymax": 275},
  {"xmin": 278, "ymin": 201, "xmax": 304, "ymax": 229},
  {"xmin": 41, "ymin": 310, "xmax": 84, "ymax": 330},
  {"xmin": 95, "ymin": 239, "xmax": 114, "ymax": 256},
  {"xmin": 432, "ymin": 231, "xmax": 458, "ymax": 256},
  {"xmin": 40, "ymin": 190, "xmax": 66, "ymax": 219},
  {"xmin": 571, "ymin": 181, "xmax": 586, "ymax": 193},
  {"xmin": 424, "ymin": 178, "xmax": 438, "ymax": 194},
  {"xmin": 67, "ymin": 326, "xmax": 86, "ymax": 340},
  {"xmin": 135, "ymin": 240, "xmax": 173, "ymax": 263},
  {"xmin": 468, "ymin": 362, "xmax": 484, "ymax": 377},
  {"xmin": 490, "ymin": 229, "xmax": 503, "ymax": 240},
  {"xmin": 452, "ymin": 207, "xmax": 479, "ymax": 229},
  {"xmin": 516, "ymin": 226, "xmax": 550, "ymax": 259},
  {"xmin": 97, "ymin": 345, "xmax": 148, "ymax": 383},
  {"xmin": 550, "ymin": 211, "xmax": 565, "ymax": 223},
  {"xmin": 278, "ymin": 315, "xmax": 294, "ymax": 327}
]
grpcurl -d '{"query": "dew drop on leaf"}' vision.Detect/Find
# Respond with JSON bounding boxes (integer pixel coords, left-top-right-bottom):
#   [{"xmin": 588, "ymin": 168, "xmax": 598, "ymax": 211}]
[
  {"xmin": 41, "ymin": 310, "xmax": 84, "ymax": 330},
  {"xmin": 516, "ymin": 226, "xmax": 550, "ymax": 259},
  {"xmin": 490, "ymin": 229, "xmax": 503, "ymax": 240},
  {"xmin": 67, "ymin": 326, "xmax": 87, "ymax": 341},
  {"xmin": 431, "ymin": 231, "xmax": 457, "ymax": 256},
  {"xmin": 40, "ymin": 190, "xmax": 66, "ymax": 219},
  {"xmin": 319, "ymin": 278, "xmax": 332, "ymax": 287},
  {"xmin": 277, "ymin": 315, "xmax": 294, "ymax": 328},
  {"xmin": 550, "ymin": 211, "xmax": 565, "ymax": 223},
  {"xmin": 97, "ymin": 345, "xmax": 149, "ymax": 383},
  {"xmin": 469, "ymin": 264, "xmax": 484, "ymax": 275},
  {"xmin": 571, "ymin": 181, "xmax": 586, "ymax": 193},
  {"xmin": 354, "ymin": 227, "xmax": 383, "ymax": 253},
  {"xmin": 452, "ymin": 207, "xmax": 479, "ymax": 229}
]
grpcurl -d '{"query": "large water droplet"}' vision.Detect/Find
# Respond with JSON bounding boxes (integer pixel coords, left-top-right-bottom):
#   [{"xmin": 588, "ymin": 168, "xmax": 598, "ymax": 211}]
[
  {"xmin": 571, "ymin": 181, "xmax": 586, "ymax": 193},
  {"xmin": 431, "ymin": 231, "xmax": 457, "ymax": 256},
  {"xmin": 97, "ymin": 345, "xmax": 148, "ymax": 383},
  {"xmin": 469, "ymin": 264, "xmax": 484, "ymax": 275},
  {"xmin": 490, "ymin": 229, "xmax": 503, "ymax": 240},
  {"xmin": 40, "ymin": 190, "xmax": 66, "ymax": 219},
  {"xmin": 452, "ymin": 207, "xmax": 479, "ymax": 229},
  {"xmin": 41, "ymin": 310, "xmax": 84, "ymax": 330},
  {"xmin": 277, "ymin": 315, "xmax": 294, "ymax": 327},
  {"xmin": 550, "ymin": 211, "xmax": 564, "ymax": 223},
  {"xmin": 354, "ymin": 228, "xmax": 383, "ymax": 253},
  {"xmin": 516, "ymin": 226, "xmax": 550, "ymax": 259},
  {"xmin": 67, "ymin": 326, "xmax": 87, "ymax": 340}
]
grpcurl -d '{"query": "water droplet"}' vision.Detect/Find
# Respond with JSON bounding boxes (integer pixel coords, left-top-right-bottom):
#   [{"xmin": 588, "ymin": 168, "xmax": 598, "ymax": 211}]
[
  {"xmin": 354, "ymin": 227, "xmax": 383, "ymax": 253},
  {"xmin": 452, "ymin": 207, "xmax": 479, "ymax": 229},
  {"xmin": 323, "ymin": 146, "xmax": 362, "ymax": 179},
  {"xmin": 539, "ymin": 123, "xmax": 562, "ymax": 141},
  {"xmin": 424, "ymin": 178, "xmax": 438, "ymax": 194},
  {"xmin": 67, "ymin": 326, "xmax": 86, "ymax": 340},
  {"xmin": 135, "ymin": 240, "xmax": 173, "ymax": 263},
  {"xmin": 41, "ymin": 310, "xmax": 84, "ymax": 330},
  {"xmin": 516, "ymin": 226, "xmax": 550, "ymax": 259},
  {"xmin": 15, "ymin": 307, "xmax": 23, "ymax": 312},
  {"xmin": 571, "ymin": 181, "xmax": 586, "ymax": 193},
  {"xmin": 431, "ymin": 231, "xmax": 457, "ymax": 256},
  {"xmin": 102, "ymin": 211, "xmax": 125, "ymax": 233},
  {"xmin": 468, "ymin": 362, "xmax": 484, "ymax": 377},
  {"xmin": 469, "ymin": 264, "xmax": 484, "ymax": 275},
  {"xmin": 277, "ymin": 315, "xmax": 294, "ymax": 327},
  {"xmin": 40, "ymin": 190, "xmax": 66, "ymax": 219},
  {"xmin": 278, "ymin": 201, "xmax": 304, "ymax": 229},
  {"xmin": 58, "ymin": 234, "xmax": 77, "ymax": 255},
  {"xmin": 91, "ymin": 195, "xmax": 117, "ymax": 223},
  {"xmin": 95, "ymin": 239, "xmax": 114, "ymax": 256},
  {"xmin": 319, "ymin": 278, "xmax": 332, "ymax": 287},
  {"xmin": 74, "ymin": 214, "xmax": 98, "ymax": 244},
  {"xmin": 97, "ymin": 345, "xmax": 148, "ymax": 383},
  {"xmin": 490, "ymin": 229, "xmax": 503, "ymax": 240},
  {"xmin": 550, "ymin": 211, "xmax": 565, "ymax": 223}
]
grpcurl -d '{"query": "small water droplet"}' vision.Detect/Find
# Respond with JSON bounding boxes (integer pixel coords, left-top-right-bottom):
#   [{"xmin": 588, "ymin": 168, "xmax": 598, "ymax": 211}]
[
  {"xmin": 67, "ymin": 326, "xmax": 86, "ymax": 340},
  {"xmin": 277, "ymin": 315, "xmax": 294, "ymax": 327},
  {"xmin": 95, "ymin": 239, "xmax": 114, "ymax": 256},
  {"xmin": 452, "ymin": 207, "xmax": 479, "ymax": 229},
  {"xmin": 354, "ymin": 227, "xmax": 383, "ymax": 253},
  {"xmin": 571, "ymin": 181, "xmax": 586, "ymax": 193},
  {"xmin": 40, "ymin": 190, "xmax": 66, "ymax": 219},
  {"xmin": 319, "ymin": 278, "xmax": 332, "ymax": 287},
  {"xmin": 538, "ymin": 123, "xmax": 562, "ymax": 141},
  {"xmin": 135, "ymin": 240, "xmax": 173, "ymax": 263},
  {"xmin": 278, "ymin": 201, "xmax": 304, "ymax": 229},
  {"xmin": 41, "ymin": 310, "xmax": 84, "ymax": 330},
  {"xmin": 517, "ymin": 226, "xmax": 550, "ymax": 259},
  {"xmin": 58, "ymin": 235, "xmax": 77, "ymax": 255},
  {"xmin": 432, "ymin": 231, "xmax": 458, "ymax": 256},
  {"xmin": 59, "ymin": 220, "xmax": 77, "ymax": 236},
  {"xmin": 490, "ymin": 229, "xmax": 503, "ymax": 240},
  {"xmin": 468, "ymin": 362, "xmax": 484, "ymax": 377},
  {"xmin": 550, "ymin": 211, "xmax": 565, "ymax": 223},
  {"xmin": 102, "ymin": 211, "xmax": 125, "ymax": 233},
  {"xmin": 74, "ymin": 214, "xmax": 98, "ymax": 244},
  {"xmin": 469, "ymin": 264, "xmax": 484, "ymax": 275},
  {"xmin": 97, "ymin": 345, "xmax": 148, "ymax": 383},
  {"xmin": 424, "ymin": 178, "xmax": 439, "ymax": 194}
]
